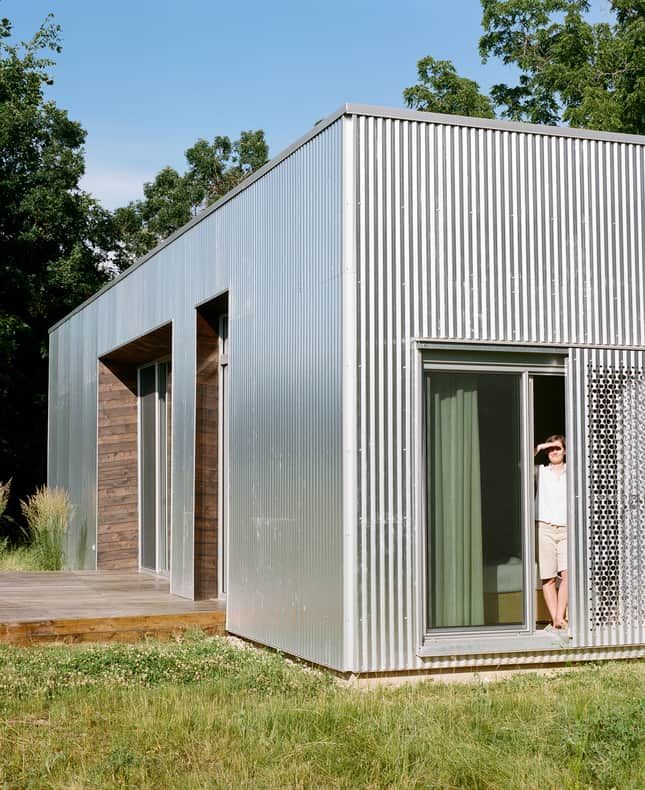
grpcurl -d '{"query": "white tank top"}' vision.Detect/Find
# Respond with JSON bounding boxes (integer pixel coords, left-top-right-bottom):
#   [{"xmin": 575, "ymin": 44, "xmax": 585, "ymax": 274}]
[{"xmin": 535, "ymin": 465, "xmax": 567, "ymax": 526}]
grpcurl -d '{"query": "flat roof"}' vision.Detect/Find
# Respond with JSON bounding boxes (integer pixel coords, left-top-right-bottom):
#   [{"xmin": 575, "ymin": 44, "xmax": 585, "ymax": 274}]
[{"xmin": 50, "ymin": 103, "xmax": 645, "ymax": 333}]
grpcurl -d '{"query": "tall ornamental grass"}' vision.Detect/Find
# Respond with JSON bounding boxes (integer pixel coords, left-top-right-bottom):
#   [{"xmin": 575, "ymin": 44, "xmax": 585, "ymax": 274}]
[
  {"xmin": 0, "ymin": 479, "xmax": 11, "ymax": 557},
  {"xmin": 20, "ymin": 486, "xmax": 71, "ymax": 570},
  {"xmin": 0, "ymin": 478, "xmax": 9, "ymax": 519}
]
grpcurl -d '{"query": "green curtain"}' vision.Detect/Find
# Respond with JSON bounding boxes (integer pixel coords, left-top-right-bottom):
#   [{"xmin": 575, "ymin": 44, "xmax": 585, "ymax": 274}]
[{"xmin": 430, "ymin": 374, "xmax": 485, "ymax": 627}]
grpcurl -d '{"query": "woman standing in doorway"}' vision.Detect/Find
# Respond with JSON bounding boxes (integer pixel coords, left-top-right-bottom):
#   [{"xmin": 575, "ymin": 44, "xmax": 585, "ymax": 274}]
[{"xmin": 535, "ymin": 435, "xmax": 568, "ymax": 629}]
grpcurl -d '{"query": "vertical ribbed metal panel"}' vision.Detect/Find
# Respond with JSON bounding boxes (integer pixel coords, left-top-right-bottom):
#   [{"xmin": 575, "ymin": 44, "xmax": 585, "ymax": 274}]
[
  {"xmin": 48, "ymin": 310, "xmax": 98, "ymax": 569},
  {"xmin": 48, "ymin": 121, "xmax": 344, "ymax": 667},
  {"xmin": 225, "ymin": 121, "xmax": 343, "ymax": 668},
  {"xmin": 351, "ymin": 114, "xmax": 645, "ymax": 671}
]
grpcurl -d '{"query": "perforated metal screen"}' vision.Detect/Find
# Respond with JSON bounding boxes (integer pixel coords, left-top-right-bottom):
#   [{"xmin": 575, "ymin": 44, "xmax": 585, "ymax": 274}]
[{"xmin": 572, "ymin": 349, "xmax": 645, "ymax": 646}]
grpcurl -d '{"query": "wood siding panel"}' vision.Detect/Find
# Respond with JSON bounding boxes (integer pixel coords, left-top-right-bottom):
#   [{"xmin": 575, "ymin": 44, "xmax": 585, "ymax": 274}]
[
  {"xmin": 194, "ymin": 311, "xmax": 219, "ymax": 599},
  {"xmin": 97, "ymin": 361, "xmax": 138, "ymax": 570},
  {"xmin": 103, "ymin": 324, "xmax": 171, "ymax": 367}
]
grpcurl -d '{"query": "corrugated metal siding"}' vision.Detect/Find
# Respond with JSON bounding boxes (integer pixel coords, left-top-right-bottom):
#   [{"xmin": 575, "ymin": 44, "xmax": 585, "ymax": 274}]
[
  {"xmin": 48, "ymin": 120, "xmax": 344, "ymax": 667},
  {"xmin": 48, "ymin": 312, "xmax": 98, "ymax": 569},
  {"xmin": 350, "ymin": 114, "xmax": 645, "ymax": 671},
  {"xmin": 225, "ymin": 122, "xmax": 344, "ymax": 667}
]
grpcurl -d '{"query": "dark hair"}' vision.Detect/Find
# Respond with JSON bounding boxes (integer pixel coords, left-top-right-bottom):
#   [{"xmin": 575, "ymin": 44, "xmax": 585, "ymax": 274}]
[{"xmin": 545, "ymin": 434, "xmax": 566, "ymax": 451}]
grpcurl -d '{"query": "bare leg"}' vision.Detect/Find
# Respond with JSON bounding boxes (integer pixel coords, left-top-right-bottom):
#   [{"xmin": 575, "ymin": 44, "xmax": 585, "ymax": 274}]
[
  {"xmin": 555, "ymin": 570, "xmax": 568, "ymax": 628},
  {"xmin": 541, "ymin": 578, "xmax": 558, "ymax": 626}
]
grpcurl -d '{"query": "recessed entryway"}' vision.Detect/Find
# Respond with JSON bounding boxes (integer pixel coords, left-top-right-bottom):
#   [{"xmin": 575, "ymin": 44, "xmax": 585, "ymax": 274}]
[
  {"xmin": 96, "ymin": 324, "xmax": 172, "ymax": 572},
  {"xmin": 194, "ymin": 294, "xmax": 229, "ymax": 600}
]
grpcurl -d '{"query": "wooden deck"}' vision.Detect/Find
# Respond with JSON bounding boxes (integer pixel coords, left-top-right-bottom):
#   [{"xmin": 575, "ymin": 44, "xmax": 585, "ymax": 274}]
[{"xmin": 0, "ymin": 571, "xmax": 226, "ymax": 645}]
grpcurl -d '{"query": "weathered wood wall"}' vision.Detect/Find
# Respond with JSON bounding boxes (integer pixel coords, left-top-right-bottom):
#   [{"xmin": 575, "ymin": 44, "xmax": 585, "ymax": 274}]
[
  {"xmin": 97, "ymin": 361, "xmax": 139, "ymax": 570},
  {"xmin": 194, "ymin": 310, "xmax": 219, "ymax": 598}
]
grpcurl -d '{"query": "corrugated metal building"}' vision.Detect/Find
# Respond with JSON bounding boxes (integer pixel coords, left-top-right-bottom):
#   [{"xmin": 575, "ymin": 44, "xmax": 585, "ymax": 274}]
[{"xmin": 48, "ymin": 105, "xmax": 645, "ymax": 673}]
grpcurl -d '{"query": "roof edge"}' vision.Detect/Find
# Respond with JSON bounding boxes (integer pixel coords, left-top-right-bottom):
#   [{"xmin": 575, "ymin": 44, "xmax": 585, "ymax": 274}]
[
  {"xmin": 345, "ymin": 103, "xmax": 645, "ymax": 145},
  {"xmin": 50, "ymin": 102, "xmax": 644, "ymax": 333},
  {"xmin": 49, "ymin": 104, "xmax": 349, "ymax": 334}
]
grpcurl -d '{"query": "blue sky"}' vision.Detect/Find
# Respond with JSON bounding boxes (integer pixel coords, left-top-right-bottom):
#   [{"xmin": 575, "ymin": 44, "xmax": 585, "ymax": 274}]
[{"xmin": 6, "ymin": 1, "xmax": 612, "ymax": 209}]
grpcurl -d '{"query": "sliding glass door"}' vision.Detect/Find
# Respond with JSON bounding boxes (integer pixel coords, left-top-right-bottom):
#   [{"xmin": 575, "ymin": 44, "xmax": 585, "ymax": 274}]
[
  {"xmin": 426, "ymin": 371, "xmax": 524, "ymax": 629},
  {"xmin": 422, "ymin": 351, "xmax": 568, "ymax": 647},
  {"xmin": 138, "ymin": 360, "xmax": 171, "ymax": 574}
]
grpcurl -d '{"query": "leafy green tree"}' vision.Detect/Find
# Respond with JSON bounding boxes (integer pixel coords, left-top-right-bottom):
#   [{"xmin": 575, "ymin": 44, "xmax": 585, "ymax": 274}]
[
  {"xmin": 480, "ymin": 0, "xmax": 644, "ymax": 132},
  {"xmin": 405, "ymin": 1, "xmax": 644, "ymax": 134},
  {"xmin": 0, "ymin": 14, "xmax": 112, "ymax": 530},
  {"xmin": 113, "ymin": 130, "xmax": 269, "ymax": 268},
  {"xmin": 111, "ymin": 167, "xmax": 193, "ymax": 265},
  {"xmin": 184, "ymin": 130, "xmax": 269, "ymax": 211},
  {"xmin": 403, "ymin": 56, "xmax": 495, "ymax": 117}
]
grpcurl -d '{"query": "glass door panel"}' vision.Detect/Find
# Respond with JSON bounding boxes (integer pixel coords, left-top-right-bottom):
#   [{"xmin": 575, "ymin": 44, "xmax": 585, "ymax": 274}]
[
  {"xmin": 426, "ymin": 371, "xmax": 524, "ymax": 629},
  {"xmin": 157, "ymin": 361, "xmax": 170, "ymax": 573},
  {"xmin": 139, "ymin": 365, "xmax": 157, "ymax": 571},
  {"xmin": 164, "ymin": 361, "xmax": 172, "ymax": 572},
  {"xmin": 139, "ymin": 360, "xmax": 171, "ymax": 574},
  {"xmin": 219, "ymin": 315, "xmax": 228, "ymax": 596}
]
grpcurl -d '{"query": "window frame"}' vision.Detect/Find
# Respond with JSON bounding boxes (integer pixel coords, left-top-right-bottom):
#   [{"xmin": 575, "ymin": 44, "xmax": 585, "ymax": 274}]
[
  {"xmin": 413, "ymin": 343, "xmax": 570, "ymax": 657},
  {"xmin": 137, "ymin": 356, "xmax": 172, "ymax": 577}
]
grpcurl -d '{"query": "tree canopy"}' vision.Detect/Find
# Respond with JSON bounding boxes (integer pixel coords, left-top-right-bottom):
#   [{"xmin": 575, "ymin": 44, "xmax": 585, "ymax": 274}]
[
  {"xmin": 403, "ymin": 56, "xmax": 496, "ymax": 118},
  {"xmin": 0, "ymin": 14, "xmax": 114, "ymax": 529},
  {"xmin": 0, "ymin": 11, "xmax": 270, "ymax": 521},
  {"xmin": 112, "ymin": 130, "xmax": 269, "ymax": 268},
  {"xmin": 405, "ymin": 0, "xmax": 644, "ymax": 134}
]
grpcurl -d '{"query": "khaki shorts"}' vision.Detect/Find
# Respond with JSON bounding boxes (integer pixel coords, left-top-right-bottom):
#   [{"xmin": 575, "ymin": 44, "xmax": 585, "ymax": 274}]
[{"xmin": 538, "ymin": 521, "xmax": 568, "ymax": 579}]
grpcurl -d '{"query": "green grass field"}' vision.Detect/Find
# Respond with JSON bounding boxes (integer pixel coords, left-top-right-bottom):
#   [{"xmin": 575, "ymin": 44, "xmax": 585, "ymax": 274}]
[{"xmin": 0, "ymin": 635, "xmax": 642, "ymax": 788}]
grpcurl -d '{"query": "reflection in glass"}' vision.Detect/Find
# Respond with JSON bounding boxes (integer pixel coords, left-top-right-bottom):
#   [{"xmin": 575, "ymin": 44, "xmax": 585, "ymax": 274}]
[
  {"xmin": 426, "ymin": 372, "xmax": 524, "ymax": 628},
  {"xmin": 140, "ymin": 365, "xmax": 157, "ymax": 571},
  {"xmin": 139, "ymin": 361, "xmax": 171, "ymax": 573}
]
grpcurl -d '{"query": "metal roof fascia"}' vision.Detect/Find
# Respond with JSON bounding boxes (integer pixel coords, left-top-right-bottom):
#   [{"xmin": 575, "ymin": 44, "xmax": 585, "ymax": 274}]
[
  {"xmin": 49, "ymin": 104, "xmax": 350, "ymax": 334},
  {"xmin": 344, "ymin": 103, "xmax": 645, "ymax": 146},
  {"xmin": 50, "ymin": 102, "xmax": 645, "ymax": 334}
]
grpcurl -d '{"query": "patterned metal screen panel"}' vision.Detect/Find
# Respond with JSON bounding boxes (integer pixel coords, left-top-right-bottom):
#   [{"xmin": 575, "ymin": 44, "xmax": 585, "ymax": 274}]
[{"xmin": 573, "ymin": 349, "xmax": 645, "ymax": 646}]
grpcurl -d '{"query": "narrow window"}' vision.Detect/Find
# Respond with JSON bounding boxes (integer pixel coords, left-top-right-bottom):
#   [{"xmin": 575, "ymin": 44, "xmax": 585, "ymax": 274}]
[
  {"xmin": 138, "ymin": 360, "xmax": 171, "ymax": 574},
  {"xmin": 139, "ymin": 364, "xmax": 157, "ymax": 572}
]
